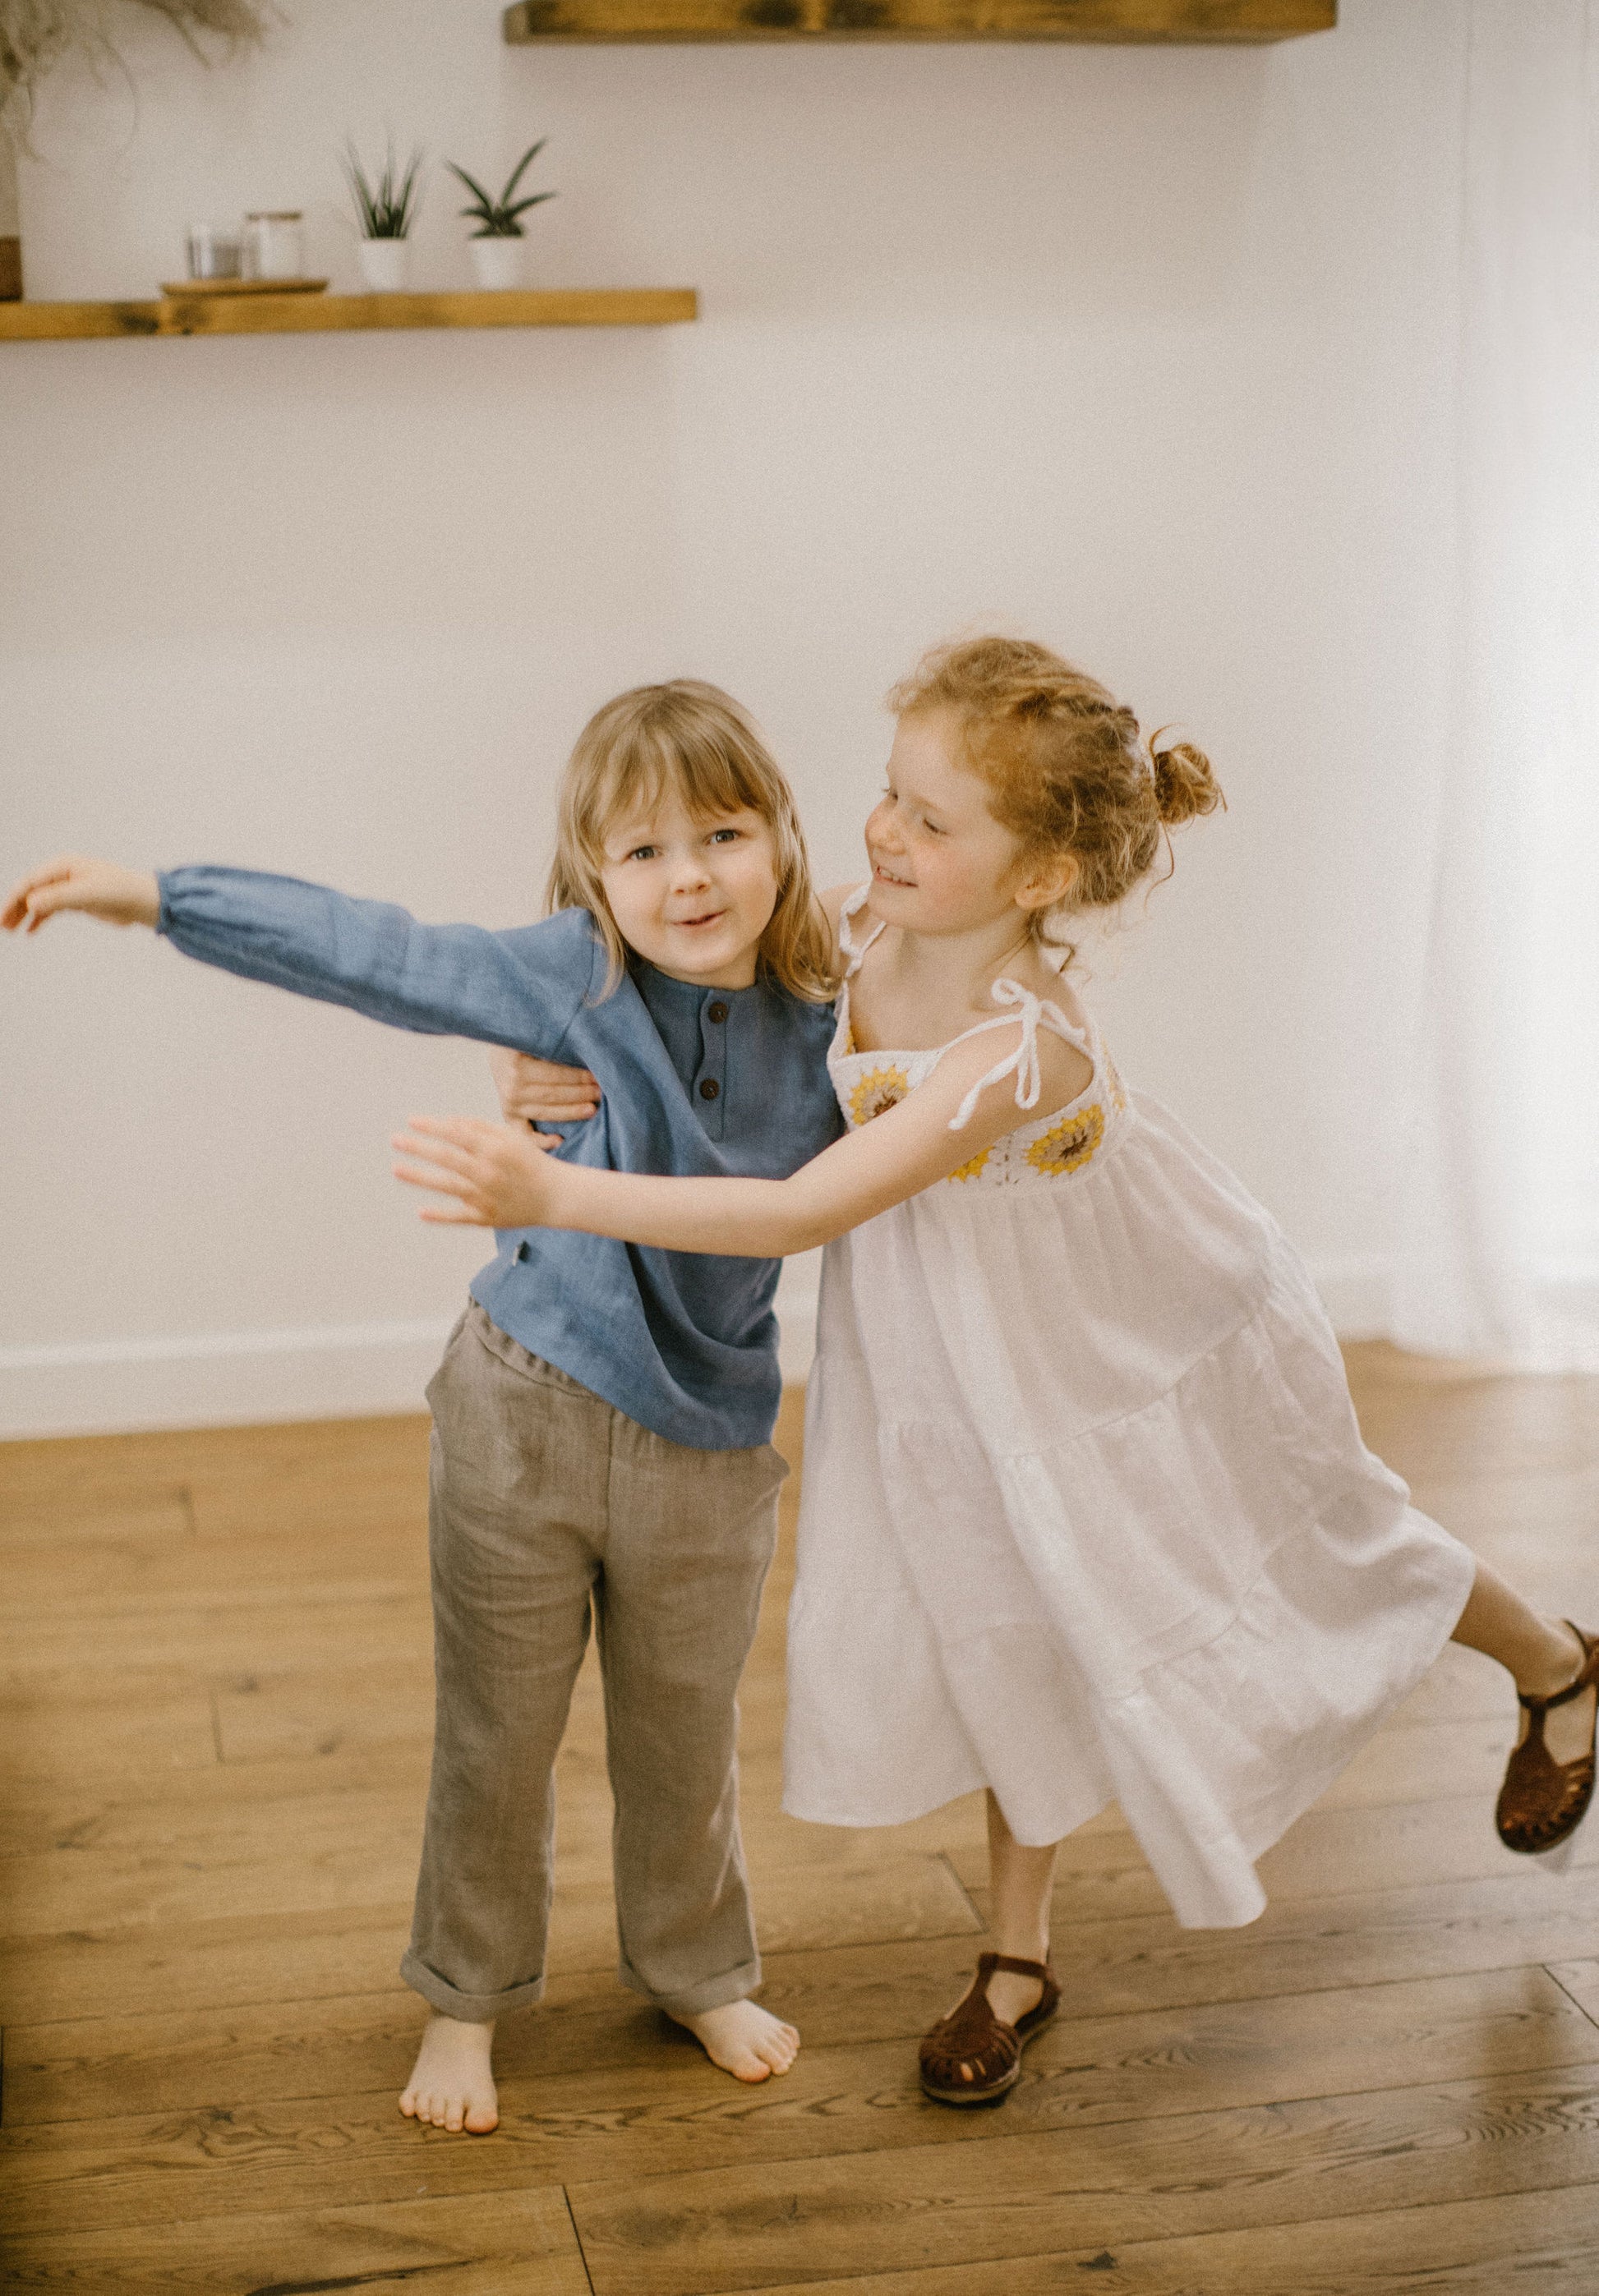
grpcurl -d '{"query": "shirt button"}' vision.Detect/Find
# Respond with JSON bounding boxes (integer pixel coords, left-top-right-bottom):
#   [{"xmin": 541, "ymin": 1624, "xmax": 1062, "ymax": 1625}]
[
  {"xmin": 707, "ymin": 1001, "xmax": 729, "ymax": 1024},
  {"xmin": 698, "ymin": 1078, "xmax": 720, "ymax": 1101}
]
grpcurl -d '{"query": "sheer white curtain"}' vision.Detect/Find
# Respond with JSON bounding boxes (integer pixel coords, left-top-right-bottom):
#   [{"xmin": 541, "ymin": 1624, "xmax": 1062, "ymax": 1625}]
[{"xmin": 1391, "ymin": 0, "xmax": 1599, "ymax": 1367}]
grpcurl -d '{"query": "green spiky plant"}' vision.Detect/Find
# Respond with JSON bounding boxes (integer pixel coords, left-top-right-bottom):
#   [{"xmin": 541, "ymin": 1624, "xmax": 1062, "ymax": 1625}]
[
  {"xmin": 445, "ymin": 139, "xmax": 554, "ymax": 240},
  {"xmin": 343, "ymin": 136, "xmax": 424, "ymax": 240}
]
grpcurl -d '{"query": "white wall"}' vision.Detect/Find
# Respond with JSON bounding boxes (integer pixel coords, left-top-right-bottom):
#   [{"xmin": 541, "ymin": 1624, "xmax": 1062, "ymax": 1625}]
[{"xmin": 0, "ymin": 0, "xmax": 1467, "ymax": 1434}]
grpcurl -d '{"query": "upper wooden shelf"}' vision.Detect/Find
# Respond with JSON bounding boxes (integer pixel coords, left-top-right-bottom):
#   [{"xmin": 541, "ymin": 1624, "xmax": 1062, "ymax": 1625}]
[
  {"xmin": 505, "ymin": 0, "xmax": 1331, "ymax": 40},
  {"xmin": 0, "ymin": 288, "xmax": 699, "ymax": 343}
]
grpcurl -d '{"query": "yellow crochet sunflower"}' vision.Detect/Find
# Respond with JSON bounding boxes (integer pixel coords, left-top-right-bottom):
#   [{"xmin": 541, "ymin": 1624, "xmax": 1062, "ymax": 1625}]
[
  {"xmin": 947, "ymin": 1146, "xmax": 993, "ymax": 1184},
  {"xmin": 848, "ymin": 1065, "xmax": 911, "ymax": 1127},
  {"xmin": 1025, "ymin": 1102, "xmax": 1105, "ymax": 1177}
]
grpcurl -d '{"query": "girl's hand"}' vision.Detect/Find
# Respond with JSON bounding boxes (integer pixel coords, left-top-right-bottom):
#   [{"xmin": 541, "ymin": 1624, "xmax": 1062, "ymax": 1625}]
[
  {"xmin": 2, "ymin": 856, "xmax": 161, "ymax": 933},
  {"xmin": 488, "ymin": 1046, "xmax": 601, "ymax": 1125},
  {"xmin": 392, "ymin": 1116, "xmax": 567, "ymax": 1229}
]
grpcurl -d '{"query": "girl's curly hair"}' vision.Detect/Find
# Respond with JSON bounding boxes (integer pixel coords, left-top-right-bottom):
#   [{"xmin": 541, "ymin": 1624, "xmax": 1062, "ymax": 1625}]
[{"xmin": 887, "ymin": 634, "xmax": 1222, "ymax": 959}]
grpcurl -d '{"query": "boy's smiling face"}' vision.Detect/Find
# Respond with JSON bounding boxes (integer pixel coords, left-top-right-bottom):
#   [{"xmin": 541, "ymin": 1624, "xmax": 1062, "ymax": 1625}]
[{"xmin": 598, "ymin": 793, "xmax": 781, "ymax": 990}]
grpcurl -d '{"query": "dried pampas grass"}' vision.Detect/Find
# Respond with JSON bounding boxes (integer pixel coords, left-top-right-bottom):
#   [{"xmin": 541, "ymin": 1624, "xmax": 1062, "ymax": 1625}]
[{"xmin": 1, "ymin": 0, "xmax": 270, "ymax": 113}]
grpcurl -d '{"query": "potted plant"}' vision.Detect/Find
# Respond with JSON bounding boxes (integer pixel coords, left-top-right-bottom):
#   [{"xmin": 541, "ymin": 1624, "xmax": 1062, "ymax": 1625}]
[
  {"xmin": 343, "ymin": 137, "xmax": 423, "ymax": 292},
  {"xmin": 445, "ymin": 140, "xmax": 555, "ymax": 291}
]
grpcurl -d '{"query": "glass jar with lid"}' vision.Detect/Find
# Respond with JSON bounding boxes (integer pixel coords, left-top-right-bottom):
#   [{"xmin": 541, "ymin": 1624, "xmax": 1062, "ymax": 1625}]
[{"xmin": 242, "ymin": 212, "xmax": 306, "ymax": 281}]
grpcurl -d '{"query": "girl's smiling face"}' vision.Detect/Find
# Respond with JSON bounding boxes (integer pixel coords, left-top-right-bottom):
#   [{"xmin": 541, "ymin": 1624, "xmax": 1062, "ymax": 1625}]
[
  {"xmin": 598, "ymin": 794, "xmax": 781, "ymax": 989},
  {"xmin": 866, "ymin": 706, "xmax": 1069, "ymax": 937}
]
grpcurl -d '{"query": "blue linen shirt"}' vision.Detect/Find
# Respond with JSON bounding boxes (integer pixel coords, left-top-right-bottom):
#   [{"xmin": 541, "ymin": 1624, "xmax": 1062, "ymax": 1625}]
[{"xmin": 157, "ymin": 867, "xmax": 842, "ymax": 1451}]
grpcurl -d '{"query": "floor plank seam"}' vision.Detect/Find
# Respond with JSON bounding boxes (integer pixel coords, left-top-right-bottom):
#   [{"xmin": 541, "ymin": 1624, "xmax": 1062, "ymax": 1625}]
[
  {"xmin": 935, "ymin": 1847, "xmax": 987, "ymax": 1936},
  {"xmin": 1544, "ymin": 1964, "xmax": 1599, "ymax": 2037},
  {"xmin": 563, "ymin": 2184, "xmax": 598, "ymax": 2294}
]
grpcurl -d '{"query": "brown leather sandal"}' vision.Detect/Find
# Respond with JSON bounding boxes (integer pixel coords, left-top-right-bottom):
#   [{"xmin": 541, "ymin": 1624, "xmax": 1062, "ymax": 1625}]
[
  {"xmin": 918, "ymin": 1951, "xmax": 1060, "ymax": 2106},
  {"xmin": 1496, "ymin": 1622, "xmax": 1599, "ymax": 1855}
]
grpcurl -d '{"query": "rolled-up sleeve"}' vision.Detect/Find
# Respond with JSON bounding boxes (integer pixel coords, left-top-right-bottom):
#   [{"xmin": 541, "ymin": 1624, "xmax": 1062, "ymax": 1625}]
[{"xmin": 157, "ymin": 866, "xmax": 593, "ymax": 1056}]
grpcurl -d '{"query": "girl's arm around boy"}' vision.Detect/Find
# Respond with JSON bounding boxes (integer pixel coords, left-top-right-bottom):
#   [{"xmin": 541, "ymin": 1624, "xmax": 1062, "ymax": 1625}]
[{"xmin": 394, "ymin": 1015, "xmax": 1088, "ymax": 1258}]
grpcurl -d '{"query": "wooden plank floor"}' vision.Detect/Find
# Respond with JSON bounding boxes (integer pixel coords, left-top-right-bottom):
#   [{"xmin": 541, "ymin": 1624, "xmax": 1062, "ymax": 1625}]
[{"xmin": 2, "ymin": 1347, "xmax": 1597, "ymax": 2289}]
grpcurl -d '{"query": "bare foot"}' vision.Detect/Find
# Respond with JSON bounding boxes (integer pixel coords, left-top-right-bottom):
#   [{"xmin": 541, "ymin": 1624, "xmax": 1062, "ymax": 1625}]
[
  {"xmin": 399, "ymin": 2013, "xmax": 499, "ymax": 2134},
  {"xmin": 669, "ymin": 1998, "xmax": 800, "ymax": 2082}
]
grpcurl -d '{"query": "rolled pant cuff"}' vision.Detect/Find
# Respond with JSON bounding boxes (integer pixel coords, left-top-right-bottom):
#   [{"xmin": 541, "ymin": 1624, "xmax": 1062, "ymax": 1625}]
[
  {"xmin": 621, "ymin": 1954, "xmax": 763, "ymax": 2018},
  {"xmin": 401, "ymin": 1949, "xmax": 546, "ymax": 2023}
]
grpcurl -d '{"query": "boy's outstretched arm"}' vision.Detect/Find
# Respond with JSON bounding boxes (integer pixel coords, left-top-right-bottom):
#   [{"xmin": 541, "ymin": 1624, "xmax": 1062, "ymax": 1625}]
[
  {"xmin": 4, "ymin": 856, "xmax": 159, "ymax": 932},
  {"xmin": 6, "ymin": 853, "xmax": 589, "ymax": 1059}
]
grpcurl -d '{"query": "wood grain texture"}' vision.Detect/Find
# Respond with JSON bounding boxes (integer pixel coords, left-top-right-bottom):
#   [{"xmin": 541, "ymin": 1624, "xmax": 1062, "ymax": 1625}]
[
  {"xmin": 3, "ymin": 1355, "xmax": 1599, "ymax": 2284},
  {"xmin": 0, "ymin": 2184, "xmax": 592, "ymax": 2294},
  {"xmin": 503, "ymin": 0, "xmax": 1334, "ymax": 44},
  {"xmin": 569, "ymin": 2064, "xmax": 1599, "ymax": 2294},
  {"xmin": 3, "ymin": 1970, "xmax": 1589, "ymax": 2239},
  {"xmin": 0, "ymin": 288, "xmax": 698, "ymax": 341},
  {"xmin": 0, "ymin": 1901, "xmax": 415, "ymax": 2026},
  {"xmin": 715, "ymin": 2183, "xmax": 1599, "ymax": 2296}
]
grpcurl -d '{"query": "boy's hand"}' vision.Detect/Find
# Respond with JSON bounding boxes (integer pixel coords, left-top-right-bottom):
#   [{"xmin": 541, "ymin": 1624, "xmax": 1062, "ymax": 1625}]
[
  {"xmin": 2, "ymin": 856, "xmax": 161, "ymax": 934},
  {"xmin": 393, "ymin": 1116, "xmax": 565, "ymax": 1230},
  {"xmin": 489, "ymin": 1046, "xmax": 601, "ymax": 1125}
]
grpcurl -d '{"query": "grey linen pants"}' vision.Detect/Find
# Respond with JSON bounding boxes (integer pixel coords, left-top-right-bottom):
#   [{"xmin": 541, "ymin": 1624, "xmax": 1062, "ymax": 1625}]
[{"xmin": 400, "ymin": 1304, "xmax": 786, "ymax": 2022}]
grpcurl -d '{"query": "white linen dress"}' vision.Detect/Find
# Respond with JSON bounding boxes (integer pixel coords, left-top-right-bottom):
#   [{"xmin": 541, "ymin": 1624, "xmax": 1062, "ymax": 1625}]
[{"xmin": 784, "ymin": 892, "xmax": 1477, "ymax": 1928}]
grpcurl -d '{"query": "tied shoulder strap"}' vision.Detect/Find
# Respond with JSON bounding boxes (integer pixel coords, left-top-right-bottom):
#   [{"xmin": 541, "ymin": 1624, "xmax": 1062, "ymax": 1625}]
[
  {"xmin": 837, "ymin": 883, "xmax": 886, "ymax": 980},
  {"xmin": 947, "ymin": 980, "xmax": 1092, "ymax": 1132}
]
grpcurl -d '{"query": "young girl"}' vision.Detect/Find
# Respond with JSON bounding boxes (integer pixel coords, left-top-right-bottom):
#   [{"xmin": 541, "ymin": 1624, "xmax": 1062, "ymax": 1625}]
[
  {"xmin": 393, "ymin": 636, "xmax": 1599, "ymax": 2106},
  {"xmin": 2, "ymin": 680, "xmax": 845, "ymax": 2134}
]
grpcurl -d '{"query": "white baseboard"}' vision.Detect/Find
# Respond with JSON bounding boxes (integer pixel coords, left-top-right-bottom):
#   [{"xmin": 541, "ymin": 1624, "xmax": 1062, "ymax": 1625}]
[
  {"xmin": 0, "ymin": 1318, "xmax": 455, "ymax": 1440},
  {"xmin": 0, "ymin": 1252, "xmax": 1388, "ymax": 1442}
]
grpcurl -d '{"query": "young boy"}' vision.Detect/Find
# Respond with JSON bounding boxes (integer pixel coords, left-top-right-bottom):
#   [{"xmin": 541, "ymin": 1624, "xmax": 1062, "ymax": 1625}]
[{"xmin": 3, "ymin": 680, "xmax": 841, "ymax": 2135}]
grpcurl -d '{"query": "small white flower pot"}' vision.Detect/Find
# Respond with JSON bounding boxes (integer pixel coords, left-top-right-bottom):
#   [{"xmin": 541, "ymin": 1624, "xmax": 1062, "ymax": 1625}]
[
  {"xmin": 469, "ymin": 238, "xmax": 526, "ymax": 291},
  {"xmin": 357, "ymin": 238, "xmax": 410, "ymax": 292}
]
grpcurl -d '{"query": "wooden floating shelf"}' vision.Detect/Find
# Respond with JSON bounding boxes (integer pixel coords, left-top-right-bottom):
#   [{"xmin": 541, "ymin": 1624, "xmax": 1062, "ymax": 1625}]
[
  {"xmin": 505, "ymin": 0, "xmax": 1331, "ymax": 41},
  {"xmin": 0, "ymin": 288, "xmax": 699, "ymax": 343}
]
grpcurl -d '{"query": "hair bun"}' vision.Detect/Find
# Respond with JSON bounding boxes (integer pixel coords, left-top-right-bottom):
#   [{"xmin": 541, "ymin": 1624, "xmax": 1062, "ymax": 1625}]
[{"xmin": 1150, "ymin": 737, "xmax": 1222, "ymax": 827}]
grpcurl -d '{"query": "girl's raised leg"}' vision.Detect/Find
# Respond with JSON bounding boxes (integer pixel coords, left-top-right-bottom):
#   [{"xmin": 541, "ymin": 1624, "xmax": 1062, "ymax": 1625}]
[{"xmin": 1451, "ymin": 1561, "xmax": 1594, "ymax": 1764}]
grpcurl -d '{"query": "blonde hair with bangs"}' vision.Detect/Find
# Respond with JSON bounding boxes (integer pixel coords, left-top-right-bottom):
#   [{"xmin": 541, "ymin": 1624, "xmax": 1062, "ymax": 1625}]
[{"xmin": 547, "ymin": 680, "xmax": 836, "ymax": 1005}]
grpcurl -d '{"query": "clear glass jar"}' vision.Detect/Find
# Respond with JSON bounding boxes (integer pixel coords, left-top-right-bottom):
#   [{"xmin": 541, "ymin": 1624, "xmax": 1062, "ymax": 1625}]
[
  {"xmin": 242, "ymin": 212, "xmax": 306, "ymax": 281},
  {"xmin": 186, "ymin": 223, "xmax": 242, "ymax": 281}
]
